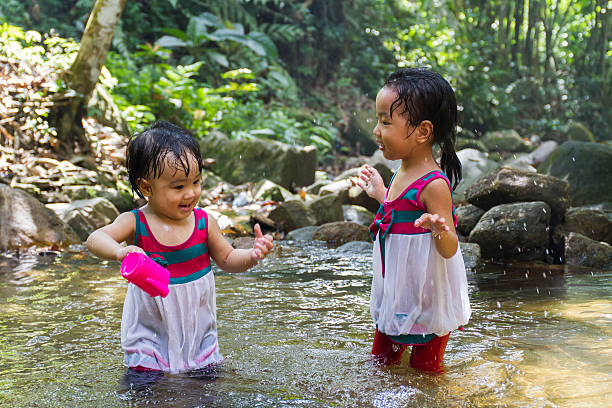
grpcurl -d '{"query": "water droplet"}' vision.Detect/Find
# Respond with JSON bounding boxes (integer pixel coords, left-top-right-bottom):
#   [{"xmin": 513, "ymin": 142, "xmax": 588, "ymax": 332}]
[
  {"xmin": 544, "ymin": 310, "xmax": 548, "ymax": 317},
  {"xmin": 536, "ymin": 287, "xmax": 539, "ymax": 294},
  {"xmin": 496, "ymin": 301, "xmax": 501, "ymax": 308},
  {"xmin": 571, "ymin": 156, "xmax": 576, "ymax": 162}
]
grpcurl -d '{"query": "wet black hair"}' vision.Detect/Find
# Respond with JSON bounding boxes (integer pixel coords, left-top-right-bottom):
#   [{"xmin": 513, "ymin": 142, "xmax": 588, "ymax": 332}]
[
  {"xmin": 126, "ymin": 120, "xmax": 203, "ymax": 199},
  {"xmin": 383, "ymin": 68, "xmax": 462, "ymax": 190}
]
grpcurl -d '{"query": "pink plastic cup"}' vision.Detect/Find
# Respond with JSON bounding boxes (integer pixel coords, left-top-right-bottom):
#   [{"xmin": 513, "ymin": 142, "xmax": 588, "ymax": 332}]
[{"xmin": 121, "ymin": 252, "xmax": 170, "ymax": 297}]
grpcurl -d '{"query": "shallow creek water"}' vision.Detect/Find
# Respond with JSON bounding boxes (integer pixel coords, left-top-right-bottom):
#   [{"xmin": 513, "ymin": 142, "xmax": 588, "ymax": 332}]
[{"xmin": 0, "ymin": 240, "xmax": 611, "ymax": 407}]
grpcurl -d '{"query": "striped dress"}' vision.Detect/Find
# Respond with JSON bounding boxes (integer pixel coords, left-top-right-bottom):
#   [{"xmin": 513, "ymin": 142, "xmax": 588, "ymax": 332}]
[
  {"xmin": 121, "ymin": 208, "xmax": 223, "ymax": 373},
  {"xmin": 369, "ymin": 170, "xmax": 471, "ymax": 340}
]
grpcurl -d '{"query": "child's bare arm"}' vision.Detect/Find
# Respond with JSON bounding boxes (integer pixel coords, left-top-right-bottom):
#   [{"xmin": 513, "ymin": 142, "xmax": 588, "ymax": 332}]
[
  {"xmin": 207, "ymin": 216, "xmax": 274, "ymax": 273},
  {"xmin": 86, "ymin": 212, "xmax": 144, "ymax": 261},
  {"xmin": 357, "ymin": 165, "xmax": 386, "ymax": 203},
  {"xmin": 415, "ymin": 179, "xmax": 459, "ymax": 258}
]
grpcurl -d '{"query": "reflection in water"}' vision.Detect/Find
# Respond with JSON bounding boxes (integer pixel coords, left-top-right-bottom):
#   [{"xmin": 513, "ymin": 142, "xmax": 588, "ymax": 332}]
[{"xmin": 0, "ymin": 243, "xmax": 611, "ymax": 407}]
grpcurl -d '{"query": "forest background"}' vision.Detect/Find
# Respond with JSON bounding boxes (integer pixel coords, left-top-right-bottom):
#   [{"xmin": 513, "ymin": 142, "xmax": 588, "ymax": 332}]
[{"xmin": 0, "ymin": 0, "xmax": 610, "ymax": 167}]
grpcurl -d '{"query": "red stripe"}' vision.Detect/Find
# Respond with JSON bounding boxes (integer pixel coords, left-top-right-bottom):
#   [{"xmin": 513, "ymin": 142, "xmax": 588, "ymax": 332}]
[
  {"xmin": 168, "ymin": 254, "xmax": 211, "ymax": 278},
  {"xmin": 389, "ymin": 223, "xmax": 429, "ymax": 235}
]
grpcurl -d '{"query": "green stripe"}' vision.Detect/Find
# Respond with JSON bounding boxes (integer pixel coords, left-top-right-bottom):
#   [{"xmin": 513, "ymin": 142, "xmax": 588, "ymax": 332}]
[
  {"xmin": 169, "ymin": 265, "xmax": 211, "ymax": 285},
  {"xmin": 197, "ymin": 215, "xmax": 206, "ymax": 230},
  {"xmin": 401, "ymin": 188, "xmax": 418, "ymax": 201},
  {"xmin": 422, "ymin": 171, "xmax": 438, "ymax": 182},
  {"xmin": 389, "ymin": 332, "xmax": 436, "ymax": 345},
  {"xmin": 393, "ymin": 210, "xmax": 425, "ymax": 223},
  {"xmin": 147, "ymin": 242, "xmax": 208, "ymax": 264},
  {"xmin": 136, "ymin": 222, "xmax": 149, "ymax": 237}
]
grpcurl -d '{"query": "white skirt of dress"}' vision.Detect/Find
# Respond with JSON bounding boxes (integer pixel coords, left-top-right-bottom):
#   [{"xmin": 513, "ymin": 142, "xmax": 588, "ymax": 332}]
[
  {"xmin": 121, "ymin": 271, "xmax": 223, "ymax": 374},
  {"xmin": 371, "ymin": 233, "xmax": 471, "ymax": 337}
]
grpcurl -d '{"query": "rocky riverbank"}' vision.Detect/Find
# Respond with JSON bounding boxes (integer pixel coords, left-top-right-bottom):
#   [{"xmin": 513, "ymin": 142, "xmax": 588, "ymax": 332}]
[{"xmin": 1, "ymin": 118, "xmax": 611, "ymax": 271}]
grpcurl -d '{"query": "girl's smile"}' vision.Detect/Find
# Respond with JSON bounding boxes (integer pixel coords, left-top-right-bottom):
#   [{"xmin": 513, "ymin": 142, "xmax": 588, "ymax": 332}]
[
  {"xmin": 373, "ymin": 86, "xmax": 417, "ymax": 161},
  {"xmin": 139, "ymin": 153, "xmax": 202, "ymax": 223}
]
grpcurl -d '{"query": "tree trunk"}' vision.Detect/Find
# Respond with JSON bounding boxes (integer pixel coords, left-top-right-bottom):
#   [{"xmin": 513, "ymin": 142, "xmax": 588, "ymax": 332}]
[
  {"xmin": 511, "ymin": 1, "xmax": 524, "ymax": 74},
  {"xmin": 524, "ymin": 0, "xmax": 535, "ymax": 70},
  {"xmin": 50, "ymin": 0, "xmax": 127, "ymax": 156}
]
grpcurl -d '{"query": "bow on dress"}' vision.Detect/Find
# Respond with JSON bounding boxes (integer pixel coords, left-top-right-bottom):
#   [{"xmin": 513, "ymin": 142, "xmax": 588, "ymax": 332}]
[{"xmin": 369, "ymin": 209, "xmax": 396, "ymax": 278}]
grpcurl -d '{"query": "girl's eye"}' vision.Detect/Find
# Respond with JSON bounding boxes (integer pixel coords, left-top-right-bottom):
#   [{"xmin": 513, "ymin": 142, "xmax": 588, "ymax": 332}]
[
  {"xmin": 175, "ymin": 185, "xmax": 184, "ymax": 190},
  {"xmin": 193, "ymin": 179, "xmax": 201, "ymax": 185}
]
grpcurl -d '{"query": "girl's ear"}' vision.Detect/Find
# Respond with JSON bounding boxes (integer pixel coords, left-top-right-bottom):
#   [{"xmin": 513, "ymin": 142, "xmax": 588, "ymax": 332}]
[
  {"xmin": 416, "ymin": 120, "xmax": 434, "ymax": 144},
  {"xmin": 137, "ymin": 178, "xmax": 152, "ymax": 197}
]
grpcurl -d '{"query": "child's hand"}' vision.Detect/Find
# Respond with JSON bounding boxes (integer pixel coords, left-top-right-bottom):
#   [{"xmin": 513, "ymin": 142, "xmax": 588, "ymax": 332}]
[
  {"xmin": 250, "ymin": 224, "xmax": 274, "ymax": 262},
  {"xmin": 357, "ymin": 165, "xmax": 386, "ymax": 203},
  {"xmin": 414, "ymin": 213, "xmax": 451, "ymax": 238},
  {"xmin": 116, "ymin": 245, "xmax": 146, "ymax": 262}
]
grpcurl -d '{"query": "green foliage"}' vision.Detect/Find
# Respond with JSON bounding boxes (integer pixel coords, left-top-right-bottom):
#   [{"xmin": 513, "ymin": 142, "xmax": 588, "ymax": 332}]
[
  {"xmin": 2, "ymin": 0, "xmax": 609, "ymax": 162},
  {"xmin": 0, "ymin": 24, "xmax": 79, "ymax": 146}
]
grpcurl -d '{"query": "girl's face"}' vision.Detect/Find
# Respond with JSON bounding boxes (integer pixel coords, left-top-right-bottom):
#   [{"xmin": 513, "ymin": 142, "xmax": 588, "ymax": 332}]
[
  {"xmin": 373, "ymin": 86, "xmax": 418, "ymax": 161},
  {"xmin": 139, "ymin": 153, "xmax": 202, "ymax": 222}
]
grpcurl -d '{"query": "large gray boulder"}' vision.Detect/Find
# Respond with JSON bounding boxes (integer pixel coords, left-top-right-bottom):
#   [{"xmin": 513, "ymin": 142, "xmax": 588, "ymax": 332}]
[
  {"xmin": 307, "ymin": 194, "xmax": 344, "ymax": 225},
  {"xmin": 538, "ymin": 142, "xmax": 612, "ymax": 206},
  {"xmin": 0, "ymin": 184, "xmax": 78, "ymax": 250},
  {"xmin": 268, "ymin": 199, "xmax": 316, "ymax": 232},
  {"xmin": 199, "ymin": 130, "xmax": 316, "ymax": 190},
  {"xmin": 466, "ymin": 166, "xmax": 569, "ymax": 224},
  {"xmin": 468, "ymin": 201, "xmax": 551, "ymax": 261}
]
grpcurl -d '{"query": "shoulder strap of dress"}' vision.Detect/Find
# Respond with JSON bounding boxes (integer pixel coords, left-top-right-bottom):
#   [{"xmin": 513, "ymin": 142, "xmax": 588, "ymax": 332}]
[
  {"xmin": 130, "ymin": 209, "xmax": 142, "ymax": 246},
  {"xmin": 415, "ymin": 171, "xmax": 458, "ymax": 226},
  {"xmin": 193, "ymin": 208, "xmax": 209, "ymax": 242},
  {"xmin": 415, "ymin": 170, "xmax": 452, "ymax": 195}
]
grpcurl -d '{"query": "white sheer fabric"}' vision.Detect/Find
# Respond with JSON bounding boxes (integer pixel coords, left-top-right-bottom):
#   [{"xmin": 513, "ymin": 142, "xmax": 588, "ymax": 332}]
[
  {"xmin": 121, "ymin": 272, "xmax": 223, "ymax": 373},
  {"xmin": 371, "ymin": 233, "xmax": 471, "ymax": 337}
]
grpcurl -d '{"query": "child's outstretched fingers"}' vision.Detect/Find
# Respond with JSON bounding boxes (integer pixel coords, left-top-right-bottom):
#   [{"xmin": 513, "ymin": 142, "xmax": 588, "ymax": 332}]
[
  {"xmin": 357, "ymin": 165, "xmax": 385, "ymax": 202},
  {"xmin": 251, "ymin": 223, "xmax": 274, "ymax": 261},
  {"xmin": 415, "ymin": 213, "xmax": 450, "ymax": 236}
]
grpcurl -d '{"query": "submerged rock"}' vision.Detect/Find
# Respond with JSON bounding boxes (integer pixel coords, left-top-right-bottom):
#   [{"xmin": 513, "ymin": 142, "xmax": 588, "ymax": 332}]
[
  {"xmin": 312, "ymin": 221, "xmax": 372, "ymax": 248},
  {"xmin": 285, "ymin": 226, "xmax": 319, "ymax": 241},
  {"xmin": 335, "ymin": 240, "xmax": 373, "ymax": 255}
]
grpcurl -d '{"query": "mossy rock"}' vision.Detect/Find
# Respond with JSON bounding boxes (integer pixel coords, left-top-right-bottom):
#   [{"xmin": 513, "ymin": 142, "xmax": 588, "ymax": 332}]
[
  {"xmin": 565, "ymin": 121, "xmax": 595, "ymax": 142},
  {"xmin": 539, "ymin": 142, "xmax": 612, "ymax": 206}
]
